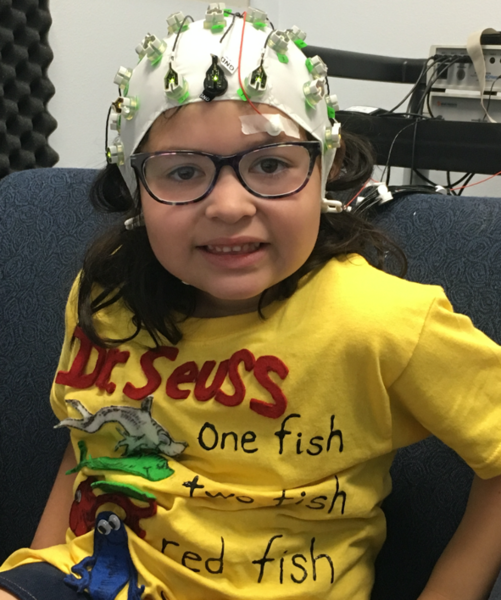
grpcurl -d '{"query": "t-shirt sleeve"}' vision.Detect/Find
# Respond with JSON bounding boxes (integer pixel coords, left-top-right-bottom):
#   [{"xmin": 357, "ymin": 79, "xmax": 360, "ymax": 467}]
[
  {"xmin": 388, "ymin": 291, "xmax": 501, "ymax": 479},
  {"xmin": 49, "ymin": 276, "xmax": 80, "ymax": 423}
]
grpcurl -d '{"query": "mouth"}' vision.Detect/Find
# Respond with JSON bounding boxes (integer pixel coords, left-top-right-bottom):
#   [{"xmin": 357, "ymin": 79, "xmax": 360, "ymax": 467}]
[{"xmin": 202, "ymin": 242, "xmax": 264, "ymax": 255}]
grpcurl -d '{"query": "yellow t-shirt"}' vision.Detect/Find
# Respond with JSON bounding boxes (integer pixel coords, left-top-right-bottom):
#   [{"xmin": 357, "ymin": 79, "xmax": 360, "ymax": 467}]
[{"xmin": 3, "ymin": 255, "xmax": 501, "ymax": 600}]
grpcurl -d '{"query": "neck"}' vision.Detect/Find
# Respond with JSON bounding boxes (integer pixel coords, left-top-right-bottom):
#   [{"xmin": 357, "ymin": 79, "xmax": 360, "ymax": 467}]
[{"xmin": 193, "ymin": 288, "xmax": 279, "ymax": 318}]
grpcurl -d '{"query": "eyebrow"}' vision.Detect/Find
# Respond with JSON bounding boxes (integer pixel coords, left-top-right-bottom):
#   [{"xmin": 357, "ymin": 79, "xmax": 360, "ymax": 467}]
[{"xmin": 146, "ymin": 138, "xmax": 305, "ymax": 155}]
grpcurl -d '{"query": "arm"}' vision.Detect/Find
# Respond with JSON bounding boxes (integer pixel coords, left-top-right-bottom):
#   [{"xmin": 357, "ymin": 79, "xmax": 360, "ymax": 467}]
[
  {"xmin": 418, "ymin": 473, "xmax": 501, "ymax": 600},
  {"xmin": 30, "ymin": 442, "xmax": 77, "ymax": 549}
]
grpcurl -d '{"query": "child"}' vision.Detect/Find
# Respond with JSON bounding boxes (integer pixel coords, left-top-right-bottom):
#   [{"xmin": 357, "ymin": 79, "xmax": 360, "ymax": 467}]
[{"xmin": 2, "ymin": 5, "xmax": 501, "ymax": 600}]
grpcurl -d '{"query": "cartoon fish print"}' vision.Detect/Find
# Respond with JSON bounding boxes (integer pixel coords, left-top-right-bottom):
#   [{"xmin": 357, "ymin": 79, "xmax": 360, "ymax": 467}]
[
  {"xmin": 67, "ymin": 440, "xmax": 174, "ymax": 482},
  {"xmin": 56, "ymin": 395, "xmax": 187, "ymax": 457}
]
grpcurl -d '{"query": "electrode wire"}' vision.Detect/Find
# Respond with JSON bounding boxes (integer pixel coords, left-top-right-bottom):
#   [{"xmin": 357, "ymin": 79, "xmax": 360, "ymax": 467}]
[
  {"xmin": 105, "ymin": 105, "xmax": 112, "ymax": 153},
  {"xmin": 381, "ymin": 120, "xmax": 425, "ymax": 184},
  {"xmin": 220, "ymin": 12, "xmax": 243, "ymax": 44},
  {"xmin": 237, "ymin": 12, "xmax": 264, "ymax": 116},
  {"xmin": 172, "ymin": 15, "xmax": 194, "ymax": 53},
  {"xmin": 344, "ymin": 179, "xmax": 373, "ymax": 208},
  {"xmin": 414, "ymin": 169, "xmax": 474, "ymax": 192},
  {"xmin": 450, "ymin": 170, "xmax": 501, "ymax": 192},
  {"xmin": 484, "ymin": 75, "xmax": 501, "ymax": 121},
  {"xmin": 415, "ymin": 55, "xmax": 463, "ymax": 115},
  {"xmin": 454, "ymin": 173, "xmax": 476, "ymax": 196},
  {"xmin": 383, "ymin": 57, "xmax": 436, "ymax": 114}
]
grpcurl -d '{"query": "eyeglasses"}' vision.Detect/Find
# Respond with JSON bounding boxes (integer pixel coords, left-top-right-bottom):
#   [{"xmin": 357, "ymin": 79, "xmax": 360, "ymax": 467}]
[{"xmin": 130, "ymin": 141, "xmax": 322, "ymax": 205}]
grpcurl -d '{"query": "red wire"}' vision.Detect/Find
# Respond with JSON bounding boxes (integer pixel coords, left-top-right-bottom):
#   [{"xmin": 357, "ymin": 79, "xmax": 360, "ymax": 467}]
[
  {"xmin": 237, "ymin": 12, "xmax": 263, "ymax": 116},
  {"xmin": 450, "ymin": 170, "xmax": 501, "ymax": 192},
  {"xmin": 346, "ymin": 171, "xmax": 501, "ymax": 205},
  {"xmin": 344, "ymin": 179, "xmax": 372, "ymax": 208}
]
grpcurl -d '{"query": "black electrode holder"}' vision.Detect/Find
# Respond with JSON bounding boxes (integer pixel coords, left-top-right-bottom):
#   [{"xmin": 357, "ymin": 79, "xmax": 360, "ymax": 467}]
[{"xmin": 201, "ymin": 55, "xmax": 228, "ymax": 102}]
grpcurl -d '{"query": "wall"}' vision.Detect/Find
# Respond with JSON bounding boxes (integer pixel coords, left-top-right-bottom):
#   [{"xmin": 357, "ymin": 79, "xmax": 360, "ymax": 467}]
[{"xmin": 48, "ymin": 0, "xmax": 500, "ymax": 195}]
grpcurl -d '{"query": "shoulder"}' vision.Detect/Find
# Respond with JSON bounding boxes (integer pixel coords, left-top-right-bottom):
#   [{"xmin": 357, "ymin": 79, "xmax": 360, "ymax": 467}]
[
  {"xmin": 292, "ymin": 255, "xmax": 455, "ymax": 379},
  {"xmin": 301, "ymin": 255, "xmax": 447, "ymax": 323}
]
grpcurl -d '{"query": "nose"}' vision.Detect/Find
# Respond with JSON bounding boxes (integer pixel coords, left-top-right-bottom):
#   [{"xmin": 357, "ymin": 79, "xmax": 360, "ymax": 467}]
[{"xmin": 204, "ymin": 166, "xmax": 257, "ymax": 223}]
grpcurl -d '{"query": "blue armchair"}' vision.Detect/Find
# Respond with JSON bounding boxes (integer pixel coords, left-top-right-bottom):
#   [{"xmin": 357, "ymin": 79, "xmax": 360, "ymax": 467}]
[{"xmin": 1, "ymin": 168, "xmax": 500, "ymax": 599}]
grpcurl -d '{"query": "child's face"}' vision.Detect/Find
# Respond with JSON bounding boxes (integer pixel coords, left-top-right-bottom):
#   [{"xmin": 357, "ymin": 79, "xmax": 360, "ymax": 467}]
[{"xmin": 139, "ymin": 100, "xmax": 322, "ymax": 317}]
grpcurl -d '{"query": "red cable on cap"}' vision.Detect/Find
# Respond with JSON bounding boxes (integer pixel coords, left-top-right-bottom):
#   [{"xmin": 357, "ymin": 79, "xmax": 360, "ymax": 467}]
[{"xmin": 238, "ymin": 12, "xmax": 263, "ymax": 116}]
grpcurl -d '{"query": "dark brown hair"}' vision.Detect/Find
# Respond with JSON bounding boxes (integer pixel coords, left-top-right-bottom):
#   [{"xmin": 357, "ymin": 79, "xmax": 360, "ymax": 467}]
[{"xmin": 78, "ymin": 129, "xmax": 406, "ymax": 347}]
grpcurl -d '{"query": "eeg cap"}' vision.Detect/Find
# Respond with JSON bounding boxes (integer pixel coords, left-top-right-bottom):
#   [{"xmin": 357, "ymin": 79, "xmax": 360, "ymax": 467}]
[{"xmin": 107, "ymin": 5, "xmax": 341, "ymax": 212}]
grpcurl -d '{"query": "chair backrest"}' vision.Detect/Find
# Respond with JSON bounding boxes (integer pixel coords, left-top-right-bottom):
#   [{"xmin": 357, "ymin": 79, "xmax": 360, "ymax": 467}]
[
  {"xmin": 1, "ymin": 170, "xmax": 500, "ymax": 600},
  {"xmin": 370, "ymin": 194, "xmax": 501, "ymax": 600},
  {"xmin": 0, "ymin": 168, "xmax": 110, "ymax": 562}
]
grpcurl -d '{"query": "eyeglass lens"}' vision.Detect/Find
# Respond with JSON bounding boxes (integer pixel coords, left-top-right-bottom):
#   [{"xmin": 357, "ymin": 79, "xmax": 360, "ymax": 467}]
[{"xmin": 143, "ymin": 144, "xmax": 312, "ymax": 203}]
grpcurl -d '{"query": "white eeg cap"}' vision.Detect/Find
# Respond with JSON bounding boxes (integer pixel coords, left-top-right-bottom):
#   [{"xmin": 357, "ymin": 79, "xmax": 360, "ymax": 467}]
[{"xmin": 108, "ymin": 7, "xmax": 340, "ymax": 208}]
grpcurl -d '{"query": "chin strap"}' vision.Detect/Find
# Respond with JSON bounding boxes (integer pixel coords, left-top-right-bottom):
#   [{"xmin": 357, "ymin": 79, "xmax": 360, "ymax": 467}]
[
  {"xmin": 321, "ymin": 198, "xmax": 343, "ymax": 213},
  {"xmin": 124, "ymin": 213, "xmax": 145, "ymax": 230}
]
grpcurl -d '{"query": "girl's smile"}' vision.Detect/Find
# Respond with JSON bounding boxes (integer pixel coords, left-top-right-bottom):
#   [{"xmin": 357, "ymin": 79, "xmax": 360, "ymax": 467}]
[
  {"xmin": 198, "ymin": 237, "xmax": 268, "ymax": 267},
  {"xmin": 139, "ymin": 100, "xmax": 322, "ymax": 318}
]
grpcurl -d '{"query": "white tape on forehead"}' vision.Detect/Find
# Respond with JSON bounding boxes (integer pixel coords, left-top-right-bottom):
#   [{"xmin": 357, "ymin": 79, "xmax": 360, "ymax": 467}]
[{"xmin": 240, "ymin": 114, "xmax": 301, "ymax": 138}]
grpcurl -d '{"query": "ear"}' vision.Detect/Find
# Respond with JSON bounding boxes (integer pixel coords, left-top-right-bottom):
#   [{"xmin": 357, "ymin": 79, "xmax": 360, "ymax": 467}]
[{"xmin": 328, "ymin": 138, "xmax": 346, "ymax": 182}]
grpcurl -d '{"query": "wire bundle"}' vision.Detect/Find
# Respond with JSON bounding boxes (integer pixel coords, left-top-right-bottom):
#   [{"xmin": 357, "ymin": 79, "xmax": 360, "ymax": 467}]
[{"xmin": 365, "ymin": 53, "xmax": 500, "ymax": 194}]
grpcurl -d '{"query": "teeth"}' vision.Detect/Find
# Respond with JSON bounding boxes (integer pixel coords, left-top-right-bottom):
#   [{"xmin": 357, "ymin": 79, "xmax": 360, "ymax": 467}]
[{"xmin": 207, "ymin": 243, "xmax": 261, "ymax": 254}]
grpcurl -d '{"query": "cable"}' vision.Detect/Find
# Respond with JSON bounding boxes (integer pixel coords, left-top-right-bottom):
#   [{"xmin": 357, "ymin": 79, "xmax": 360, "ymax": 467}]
[
  {"xmin": 454, "ymin": 173, "xmax": 476, "ymax": 196},
  {"xmin": 380, "ymin": 120, "xmax": 425, "ymax": 184},
  {"xmin": 172, "ymin": 15, "xmax": 194, "ymax": 53},
  {"xmin": 350, "ymin": 183, "xmax": 446, "ymax": 215},
  {"xmin": 483, "ymin": 75, "xmax": 501, "ymax": 121},
  {"xmin": 410, "ymin": 119, "xmax": 419, "ymax": 173},
  {"xmin": 237, "ymin": 12, "xmax": 263, "ymax": 116},
  {"xmin": 451, "ymin": 170, "xmax": 501, "ymax": 193},
  {"xmin": 377, "ymin": 58, "xmax": 461, "ymax": 185},
  {"xmin": 385, "ymin": 165, "xmax": 391, "ymax": 185},
  {"xmin": 426, "ymin": 91, "xmax": 436, "ymax": 118},
  {"xmin": 379, "ymin": 55, "xmax": 454, "ymax": 116},
  {"xmin": 220, "ymin": 12, "xmax": 243, "ymax": 44},
  {"xmin": 446, "ymin": 171, "xmax": 475, "ymax": 195},
  {"xmin": 414, "ymin": 169, "xmax": 475, "ymax": 194},
  {"xmin": 412, "ymin": 55, "xmax": 455, "ymax": 115},
  {"xmin": 383, "ymin": 57, "xmax": 435, "ymax": 114},
  {"xmin": 345, "ymin": 179, "xmax": 372, "ymax": 208},
  {"xmin": 449, "ymin": 172, "xmax": 474, "ymax": 188},
  {"xmin": 416, "ymin": 55, "xmax": 463, "ymax": 115},
  {"xmin": 412, "ymin": 55, "xmax": 458, "ymax": 116},
  {"xmin": 104, "ymin": 105, "xmax": 112, "ymax": 152},
  {"xmin": 446, "ymin": 171, "xmax": 456, "ymax": 195}
]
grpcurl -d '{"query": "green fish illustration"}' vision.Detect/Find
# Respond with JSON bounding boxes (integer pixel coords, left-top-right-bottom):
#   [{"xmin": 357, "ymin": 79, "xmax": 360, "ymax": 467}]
[{"xmin": 67, "ymin": 440, "xmax": 174, "ymax": 482}]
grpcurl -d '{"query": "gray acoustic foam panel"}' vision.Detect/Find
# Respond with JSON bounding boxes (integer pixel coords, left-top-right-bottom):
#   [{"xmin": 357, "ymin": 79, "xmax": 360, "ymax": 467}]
[{"xmin": 0, "ymin": 0, "xmax": 58, "ymax": 178}]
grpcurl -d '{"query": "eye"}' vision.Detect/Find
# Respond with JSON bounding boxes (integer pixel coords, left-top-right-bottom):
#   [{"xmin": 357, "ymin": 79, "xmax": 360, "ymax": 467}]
[
  {"xmin": 250, "ymin": 157, "xmax": 289, "ymax": 175},
  {"xmin": 75, "ymin": 490, "xmax": 82, "ymax": 503},
  {"xmin": 168, "ymin": 165, "xmax": 202, "ymax": 181},
  {"xmin": 97, "ymin": 519, "xmax": 112, "ymax": 535},
  {"xmin": 108, "ymin": 514, "xmax": 121, "ymax": 531}
]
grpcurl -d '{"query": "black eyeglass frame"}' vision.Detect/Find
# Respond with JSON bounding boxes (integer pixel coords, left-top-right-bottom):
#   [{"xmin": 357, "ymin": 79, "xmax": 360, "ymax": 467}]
[{"xmin": 130, "ymin": 141, "xmax": 322, "ymax": 206}]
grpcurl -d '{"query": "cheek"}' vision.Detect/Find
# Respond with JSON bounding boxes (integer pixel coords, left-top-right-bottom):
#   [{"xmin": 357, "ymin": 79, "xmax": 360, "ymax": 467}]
[
  {"xmin": 295, "ymin": 177, "xmax": 322, "ymax": 247},
  {"xmin": 293, "ymin": 182, "xmax": 322, "ymax": 261},
  {"xmin": 299, "ymin": 209, "xmax": 321, "ymax": 256},
  {"xmin": 273, "ymin": 198, "xmax": 320, "ymax": 267},
  {"xmin": 141, "ymin": 194, "xmax": 181, "ymax": 268}
]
